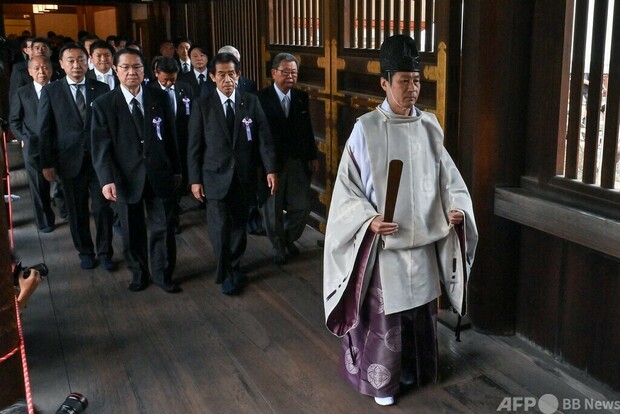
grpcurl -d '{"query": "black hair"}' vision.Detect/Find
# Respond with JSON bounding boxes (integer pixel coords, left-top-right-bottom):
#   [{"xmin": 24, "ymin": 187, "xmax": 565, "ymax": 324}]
[
  {"xmin": 58, "ymin": 42, "xmax": 88, "ymax": 60},
  {"xmin": 173, "ymin": 37, "xmax": 192, "ymax": 48},
  {"xmin": 154, "ymin": 56, "xmax": 180, "ymax": 73},
  {"xmin": 113, "ymin": 48, "xmax": 145, "ymax": 66},
  {"xmin": 188, "ymin": 45, "xmax": 208, "ymax": 58},
  {"xmin": 89, "ymin": 39, "xmax": 114, "ymax": 56},
  {"xmin": 125, "ymin": 39, "xmax": 142, "ymax": 51},
  {"xmin": 30, "ymin": 37, "xmax": 50, "ymax": 48},
  {"xmin": 80, "ymin": 34, "xmax": 99, "ymax": 45},
  {"xmin": 209, "ymin": 53, "xmax": 239, "ymax": 74}
]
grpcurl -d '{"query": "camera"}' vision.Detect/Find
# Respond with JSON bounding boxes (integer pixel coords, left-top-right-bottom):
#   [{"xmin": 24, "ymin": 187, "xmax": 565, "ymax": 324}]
[
  {"xmin": 55, "ymin": 393, "xmax": 88, "ymax": 413},
  {"xmin": 12, "ymin": 261, "xmax": 49, "ymax": 286}
]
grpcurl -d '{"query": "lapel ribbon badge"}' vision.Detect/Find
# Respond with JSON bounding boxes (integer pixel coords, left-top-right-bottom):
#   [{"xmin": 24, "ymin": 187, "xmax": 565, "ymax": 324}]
[
  {"xmin": 182, "ymin": 97, "xmax": 191, "ymax": 115},
  {"xmin": 152, "ymin": 117, "xmax": 163, "ymax": 140},
  {"xmin": 242, "ymin": 117, "xmax": 253, "ymax": 141}
]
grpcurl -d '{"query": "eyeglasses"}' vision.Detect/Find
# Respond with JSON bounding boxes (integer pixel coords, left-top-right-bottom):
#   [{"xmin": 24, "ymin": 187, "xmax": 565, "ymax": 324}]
[
  {"xmin": 276, "ymin": 69, "xmax": 298, "ymax": 77},
  {"xmin": 117, "ymin": 65, "xmax": 144, "ymax": 72}
]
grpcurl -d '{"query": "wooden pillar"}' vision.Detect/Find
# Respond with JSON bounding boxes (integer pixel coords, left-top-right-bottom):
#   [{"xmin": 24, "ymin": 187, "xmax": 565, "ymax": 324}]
[
  {"xmin": 458, "ymin": 0, "xmax": 534, "ymax": 334},
  {"xmin": 116, "ymin": 3, "xmax": 133, "ymax": 41}
]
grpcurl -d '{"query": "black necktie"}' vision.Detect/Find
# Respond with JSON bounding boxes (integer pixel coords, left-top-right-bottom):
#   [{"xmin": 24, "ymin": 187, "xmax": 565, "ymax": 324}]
[
  {"xmin": 226, "ymin": 99, "xmax": 235, "ymax": 135},
  {"xmin": 74, "ymin": 84, "xmax": 87, "ymax": 123},
  {"xmin": 198, "ymin": 74, "xmax": 206, "ymax": 95},
  {"xmin": 131, "ymin": 98, "xmax": 144, "ymax": 140},
  {"xmin": 183, "ymin": 62, "xmax": 189, "ymax": 73}
]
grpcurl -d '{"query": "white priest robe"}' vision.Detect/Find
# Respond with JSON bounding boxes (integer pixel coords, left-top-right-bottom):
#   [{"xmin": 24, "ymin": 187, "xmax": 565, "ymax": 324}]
[{"xmin": 323, "ymin": 101, "xmax": 478, "ymax": 336}]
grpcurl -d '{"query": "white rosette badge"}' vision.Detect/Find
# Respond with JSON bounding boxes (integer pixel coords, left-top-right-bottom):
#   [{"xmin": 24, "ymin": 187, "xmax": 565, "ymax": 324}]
[
  {"xmin": 152, "ymin": 116, "xmax": 163, "ymax": 140},
  {"xmin": 242, "ymin": 117, "xmax": 253, "ymax": 141}
]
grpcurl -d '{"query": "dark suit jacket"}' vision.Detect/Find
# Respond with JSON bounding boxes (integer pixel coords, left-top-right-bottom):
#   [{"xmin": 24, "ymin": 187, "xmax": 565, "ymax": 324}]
[
  {"xmin": 147, "ymin": 79, "xmax": 194, "ymax": 141},
  {"xmin": 91, "ymin": 87, "xmax": 181, "ymax": 204},
  {"xmin": 256, "ymin": 85, "xmax": 318, "ymax": 174},
  {"xmin": 86, "ymin": 69, "xmax": 119, "ymax": 89},
  {"xmin": 237, "ymin": 76, "xmax": 257, "ymax": 93},
  {"xmin": 187, "ymin": 89, "xmax": 277, "ymax": 200},
  {"xmin": 178, "ymin": 70, "xmax": 216, "ymax": 97},
  {"xmin": 9, "ymin": 82, "xmax": 44, "ymax": 163},
  {"xmin": 38, "ymin": 77, "xmax": 110, "ymax": 178}
]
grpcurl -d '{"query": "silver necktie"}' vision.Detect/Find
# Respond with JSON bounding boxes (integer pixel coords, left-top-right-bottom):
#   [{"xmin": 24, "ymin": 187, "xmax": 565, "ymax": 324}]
[{"xmin": 282, "ymin": 95, "xmax": 290, "ymax": 117}]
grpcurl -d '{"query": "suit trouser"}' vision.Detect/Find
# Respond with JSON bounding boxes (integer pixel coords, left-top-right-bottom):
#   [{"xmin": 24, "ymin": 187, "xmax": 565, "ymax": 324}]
[
  {"xmin": 206, "ymin": 175, "xmax": 248, "ymax": 284},
  {"xmin": 60, "ymin": 157, "xmax": 114, "ymax": 259},
  {"xmin": 117, "ymin": 179, "xmax": 176, "ymax": 286},
  {"xmin": 22, "ymin": 151, "xmax": 54, "ymax": 229},
  {"xmin": 261, "ymin": 158, "xmax": 311, "ymax": 254},
  {"xmin": 52, "ymin": 177, "xmax": 67, "ymax": 218}
]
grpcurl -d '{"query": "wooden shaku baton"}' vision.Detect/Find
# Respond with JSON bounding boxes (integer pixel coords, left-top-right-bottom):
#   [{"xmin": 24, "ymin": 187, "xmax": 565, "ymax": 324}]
[{"xmin": 383, "ymin": 159, "xmax": 403, "ymax": 223}]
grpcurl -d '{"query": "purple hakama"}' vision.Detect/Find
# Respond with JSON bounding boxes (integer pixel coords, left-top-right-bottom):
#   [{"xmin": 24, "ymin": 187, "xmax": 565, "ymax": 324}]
[{"xmin": 338, "ymin": 255, "xmax": 439, "ymax": 398}]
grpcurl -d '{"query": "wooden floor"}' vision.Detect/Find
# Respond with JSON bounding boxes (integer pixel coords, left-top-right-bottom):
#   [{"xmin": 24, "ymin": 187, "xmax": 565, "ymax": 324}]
[{"xmin": 6, "ymin": 141, "xmax": 620, "ymax": 414}]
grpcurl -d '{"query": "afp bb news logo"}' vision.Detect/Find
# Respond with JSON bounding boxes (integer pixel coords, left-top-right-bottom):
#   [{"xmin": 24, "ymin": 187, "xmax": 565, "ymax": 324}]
[{"xmin": 497, "ymin": 394, "xmax": 620, "ymax": 413}]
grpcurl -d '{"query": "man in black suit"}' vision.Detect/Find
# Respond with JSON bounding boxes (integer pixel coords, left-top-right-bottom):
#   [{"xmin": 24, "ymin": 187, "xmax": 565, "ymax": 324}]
[
  {"xmin": 257, "ymin": 53, "xmax": 319, "ymax": 264},
  {"xmin": 85, "ymin": 40, "xmax": 118, "ymax": 90},
  {"xmin": 9, "ymin": 37, "xmax": 60, "ymax": 103},
  {"xmin": 178, "ymin": 45, "xmax": 215, "ymax": 97},
  {"xmin": 91, "ymin": 48, "xmax": 182, "ymax": 293},
  {"xmin": 148, "ymin": 56, "xmax": 195, "ymax": 233},
  {"xmin": 9, "ymin": 56, "xmax": 56, "ymax": 233},
  {"xmin": 188, "ymin": 53, "xmax": 278, "ymax": 295},
  {"xmin": 174, "ymin": 37, "xmax": 192, "ymax": 74},
  {"xmin": 217, "ymin": 45, "xmax": 262, "ymax": 234},
  {"xmin": 10, "ymin": 37, "xmax": 65, "ymax": 218},
  {"xmin": 38, "ymin": 43, "xmax": 115, "ymax": 270}
]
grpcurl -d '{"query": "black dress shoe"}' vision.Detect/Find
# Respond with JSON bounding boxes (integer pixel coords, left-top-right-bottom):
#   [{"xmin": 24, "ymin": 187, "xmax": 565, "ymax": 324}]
[
  {"xmin": 221, "ymin": 278, "xmax": 239, "ymax": 295},
  {"xmin": 128, "ymin": 281, "xmax": 149, "ymax": 292},
  {"xmin": 100, "ymin": 256, "xmax": 117, "ymax": 272},
  {"xmin": 80, "ymin": 256, "xmax": 97, "ymax": 269}
]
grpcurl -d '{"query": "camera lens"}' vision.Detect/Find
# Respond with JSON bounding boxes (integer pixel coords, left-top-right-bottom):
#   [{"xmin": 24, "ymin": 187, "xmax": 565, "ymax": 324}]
[
  {"xmin": 30, "ymin": 263, "xmax": 49, "ymax": 277},
  {"xmin": 55, "ymin": 393, "xmax": 88, "ymax": 413}
]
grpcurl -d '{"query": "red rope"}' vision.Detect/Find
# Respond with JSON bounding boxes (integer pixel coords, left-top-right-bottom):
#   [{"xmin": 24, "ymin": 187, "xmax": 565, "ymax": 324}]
[
  {"xmin": 0, "ymin": 345, "xmax": 19, "ymax": 363},
  {"xmin": 14, "ymin": 296, "xmax": 35, "ymax": 414}
]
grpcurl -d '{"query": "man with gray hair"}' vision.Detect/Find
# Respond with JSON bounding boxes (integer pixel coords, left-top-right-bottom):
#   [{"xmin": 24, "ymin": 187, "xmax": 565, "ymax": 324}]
[
  {"xmin": 9, "ymin": 55, "xmax": 56, "ymax": 232},
  {"xmin": 256, "ymin": 53, "xmax": 319, "ymax": 264}
]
